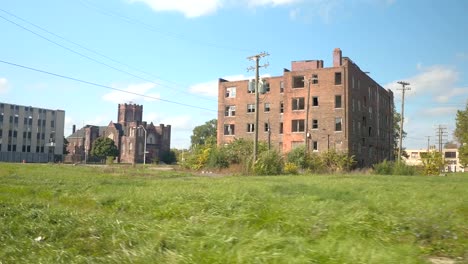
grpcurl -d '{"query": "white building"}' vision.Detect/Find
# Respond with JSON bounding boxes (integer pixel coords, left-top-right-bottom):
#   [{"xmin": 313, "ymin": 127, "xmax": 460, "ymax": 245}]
[
  {"xmin": 0, "ymin": 102, "xmax": 65, "ymax": 162},
  {"xmin": 404, "ymin": 147, "xmax": 466, "ymax": 173}
]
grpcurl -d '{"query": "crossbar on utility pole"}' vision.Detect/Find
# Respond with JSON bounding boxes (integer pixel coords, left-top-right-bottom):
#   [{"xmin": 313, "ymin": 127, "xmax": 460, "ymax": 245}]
[
  {"xmin": 397, "ymin": 81, "xmax": 410, "ymax": 163},
  {"xmin": 247, "ymin": 52, "xmax": 269, "ymax": 162}
]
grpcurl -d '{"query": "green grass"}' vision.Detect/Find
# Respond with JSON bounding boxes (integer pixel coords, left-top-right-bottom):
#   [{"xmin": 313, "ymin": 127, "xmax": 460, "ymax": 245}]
[{"xmin": 0, "ymin": 163, "xmax": 467, "ymax": 263}]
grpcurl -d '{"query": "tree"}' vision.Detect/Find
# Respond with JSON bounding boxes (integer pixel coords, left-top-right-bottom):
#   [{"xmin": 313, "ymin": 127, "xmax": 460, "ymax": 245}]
[
  {"xmin": 91, "ymin": 137, "xmax": 119, "ymax": 160},
  {"xmin": 190, "ymin": 119, "xmax": 217, "ymax": 147},
  {"xmin": 63, "ymin": 137, "xmax": 69, "ymax": 155},
  {"xmin": 454, "ymin": 101, "xmax": 468, "ymax": 168},
  {"xmin": 393, "ymin": 103, "xmax": 407, "ymax": 160}
]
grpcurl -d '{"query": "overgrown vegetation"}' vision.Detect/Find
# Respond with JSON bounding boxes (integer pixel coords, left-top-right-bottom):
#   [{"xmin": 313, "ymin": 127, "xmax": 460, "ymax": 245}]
[
  {"xmin": 373, "ymin": 160, "xmax": 417, "ymax": 175},
  {"xmin": 0, "ymin": 164, "xmax": 467, "ymax": 263},
  {"xmin": 420, "ymin": 151, "xmax": 446, "ymax": 175}
]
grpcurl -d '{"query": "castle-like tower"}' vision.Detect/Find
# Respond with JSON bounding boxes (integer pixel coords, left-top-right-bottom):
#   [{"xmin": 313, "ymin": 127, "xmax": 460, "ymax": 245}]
[{"xmin": 118, "ymin": 103, "xmax": 143, "ymax": 127}]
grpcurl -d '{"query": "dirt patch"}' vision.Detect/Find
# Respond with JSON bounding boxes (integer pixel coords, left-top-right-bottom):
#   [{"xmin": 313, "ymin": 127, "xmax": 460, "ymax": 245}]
[{"xmin": 428, "ymin": 257, "xmax": 456, "ymax": 264}]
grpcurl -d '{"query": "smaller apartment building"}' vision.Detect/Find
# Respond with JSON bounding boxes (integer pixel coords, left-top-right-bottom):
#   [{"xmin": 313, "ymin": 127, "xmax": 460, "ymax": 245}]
[
  {"xmin": 0, "ymin": 102, "xmax": 65, "ymax": 162},
  {"xmin": 218, "ymin": 48, "xmax": 394, "ymax": 167}
]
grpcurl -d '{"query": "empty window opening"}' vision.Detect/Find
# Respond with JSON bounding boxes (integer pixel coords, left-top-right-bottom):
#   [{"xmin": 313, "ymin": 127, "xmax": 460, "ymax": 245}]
[
  {"xmin": 225, "ymin": 105, "xmax": 236, "ymax": 116},
  {"xmin": 292, "ymin": 98, "xmax": 305, "ymax": 110},
  {"xmin": 312, "ymin": 97, "xmax": 319, "ymax": 106},
  {"xmin": 293, "ymin": 76, "xmax": 305, "ymax": 88},
  {"xmin": 335, "ymin": 72, "xmax": 342, "ymax": 85},
  {"xmin": 224, "ymin": 124, "xmax": 235, "ymax": 135},
  {"xmin": 335, "ymin": 117, "xmax": 342, "ymax": 131},
  {"xmin": 247, "ymin": 123, "xmax": 255, "ymax": 133},
  {"xmin": 292, "ymin": 119, "xmax": 305, "ymax": 132},
  {"xmin": 312, "ymin": 74, "xmax": 318, "ymax": 84},
  {"xmin": 264, "ymin": 103, "xmax": 270, "ymax": 112},
  {"xmin": 247, "ymin": 104, "xmax": 255, "ymax": 113},
  {"xmin": 335, "ymin": 95, "xmax": 342, "ymax": 108},
  {"xmin": 312, "ymin": 119, "xmax": 318, "ymax": 129}
]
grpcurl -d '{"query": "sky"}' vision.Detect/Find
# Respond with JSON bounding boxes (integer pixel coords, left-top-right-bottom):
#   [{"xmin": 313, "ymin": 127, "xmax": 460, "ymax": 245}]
[{"xmin": 0, "ymin": 0, "xmax": 467, "ymax": 150}]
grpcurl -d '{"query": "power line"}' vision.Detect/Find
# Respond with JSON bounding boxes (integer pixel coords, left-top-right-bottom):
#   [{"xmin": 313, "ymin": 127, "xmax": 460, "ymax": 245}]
[
  {"xmin": 77, "ymin": 0, "xmax": 255, "ymax": 53},
  {"xmin": 0, "ymin": 59, "xmax": 216, "ymax": 112},
  {"xmin": 0, "ymin": 10, "xmax": 217, "ymax": 103}
]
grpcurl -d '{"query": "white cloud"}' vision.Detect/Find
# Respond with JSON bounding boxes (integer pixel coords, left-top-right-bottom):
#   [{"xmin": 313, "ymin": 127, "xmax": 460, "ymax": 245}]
[
  {"xmin": 189, "ymin": 74, "xmax": 271, "ymax": 97},
  {"xmin": 421, "ymin": 107, "xmax": 459, "ymax": 116},
  {"xmin": 102, "ymin": 82, "xmax": 159, "ymax": 103},
  {"xmin": 384, "ymin": 64, "xmax": 463, "ymax": 102},
  {"xmin": 0, "ymin": 78, "xmax": 10, "ymax": 94},
  {"xmin": 128, "ymin": 0, "xmax": 222, "ymax": 17},
  {"xmin": 144, "ymin": 112, "xmax": 194, "ymax": 131}
]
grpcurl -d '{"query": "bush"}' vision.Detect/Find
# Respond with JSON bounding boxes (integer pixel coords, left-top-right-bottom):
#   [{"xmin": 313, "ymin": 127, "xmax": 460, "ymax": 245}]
[
  {"xmin": 393, "ymin": 162, "xmax": 417, "ymax": 176},
  {"xmin": 106, "ymin": 156, "xmax": 114, "ymax": 165},
  {"xmin": 284, "ymin": 162, "xmax": 299, "ymax": 174},
  {"xmin": 421, "ymin": 151, "xmax": 445, "ymax": 175},
  {"xmin": 320, "ymin": 149, "xmax": 355, "ymax": 173},
  {"xmin": 207, "ymin": 147, "xmax": 229, "ymax": 169},
  {"xmin": 287, "ymin": 146, "xmax": 308, "ymax": 169},
  {"xmin": 160, "ymin": 150, "xmax": 177, "ymax": 164},
  {"xmin": 253, "ymin": 151, "xmax": 283, "ymax": 175},
  {"xmin": 373, "ymin": 160, "xmax": 394, "ymax": 175}
]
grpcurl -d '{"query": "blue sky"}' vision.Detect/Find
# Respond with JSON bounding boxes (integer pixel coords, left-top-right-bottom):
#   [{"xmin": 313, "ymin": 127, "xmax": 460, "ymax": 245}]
[{"xmin": 0, "ymin": 0, "xmax": 467, "ymax": 149}]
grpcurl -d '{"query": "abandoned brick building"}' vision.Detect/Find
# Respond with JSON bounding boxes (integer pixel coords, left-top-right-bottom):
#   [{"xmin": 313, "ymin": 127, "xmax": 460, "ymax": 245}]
[
  {"xmin": 217, "ymin": 48, "xmax": 394, "ymax": 167},
  {"xmin": 66, "ymin": 103, "xmax": 171, "ymax": 164}
]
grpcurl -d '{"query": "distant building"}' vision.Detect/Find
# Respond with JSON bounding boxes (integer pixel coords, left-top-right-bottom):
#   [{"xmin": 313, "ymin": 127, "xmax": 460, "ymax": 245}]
[
  {"xmin": 66, "ymin": 103, "xmax": 171, "ymax": 164},
  {"xmin": 217, "ymin": 48, "xmax": 394, "ymax": 167},
  {"xmin": 405, "ymin": 146, "xmax": 466, "ymax": 172},
  {"xmin": 0, "ymin": 102, "xmax": 65, "ymax": 162}
]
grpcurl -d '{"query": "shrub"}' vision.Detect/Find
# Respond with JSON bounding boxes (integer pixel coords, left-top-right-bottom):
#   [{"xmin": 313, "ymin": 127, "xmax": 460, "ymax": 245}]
[
  {"xmin": 106, "ymin": 156, "xmax": 114, "ymax": 165},
  {"xmin": 253, "ymin": 151, "xmax": 283, "ymax": 175},
  {"xmin": 392, "ymin": 162, "xmax": 417, "ymax": 176},
  {"xmin": 207, "ymin": 147, "xmax": 229, "ymax": 169},
  {"xmin": 160, "ymin": 150, "xmax": 177, "ymax": 164},
  {"xmin": 421, "ymin": 151, "xmax": 445, "ymax": 175},
  {"xmin": 287, "ymin": 146, "xmax": 308, "ymax": 169},
  {"xmin": 373, "ymin": 160, "xmax": 394, "ymax": 175},
  {"xmin": 320, "ymin": 149, "xmax": 355, "ymax": 173},
  {"xmin": 284, "ymin": 162, "xmax": 299, "ymax": 174}
]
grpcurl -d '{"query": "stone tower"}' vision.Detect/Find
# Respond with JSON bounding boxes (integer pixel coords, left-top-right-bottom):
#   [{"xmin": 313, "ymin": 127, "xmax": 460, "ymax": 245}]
[{"xmin": 118, "ymin": 103, "xmax": 143, "ymax": 126}]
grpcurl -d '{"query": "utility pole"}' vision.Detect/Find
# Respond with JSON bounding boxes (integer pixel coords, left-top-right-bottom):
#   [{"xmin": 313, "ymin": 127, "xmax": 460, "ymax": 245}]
[
  {"xmin": 304, "ymin": 77, "xmax": 312, "ymax": 155},
  {"xmin": 435, "ymin": 125, "xmax": 447, "ymax": 153},
  {"xmin": 397, "ymin": 81, "xmax": 410, "ymax": 163},
  {"xmin": 426, "ymin": 136, "xmax": 430, "ymax": 151},
  {"xmin": 247, "ymin": 52, "xmax": 269, "ymax": 162}
]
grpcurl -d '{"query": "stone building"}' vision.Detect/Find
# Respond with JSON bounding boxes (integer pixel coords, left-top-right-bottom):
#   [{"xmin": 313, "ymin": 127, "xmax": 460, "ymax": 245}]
[
  {"xmin": 66, "ymin": 103, "xmax": 171, "ymax": 164},
  {"xmin": 217, "ymin": 48, "xmax": 394, "ymax": 167},
  {"xmin": 0, "ymin": 102, "xmax": 65, "ymax": 162}
]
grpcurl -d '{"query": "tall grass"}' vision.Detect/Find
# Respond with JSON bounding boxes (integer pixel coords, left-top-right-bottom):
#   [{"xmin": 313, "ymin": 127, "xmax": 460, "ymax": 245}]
[{"xmin": 0, "ymin": 163, "xmax": 467, "ymax": 263}]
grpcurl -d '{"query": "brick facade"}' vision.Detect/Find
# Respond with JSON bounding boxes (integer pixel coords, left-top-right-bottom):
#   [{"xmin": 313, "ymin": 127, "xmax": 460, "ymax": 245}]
[
  {"xmin": 217, "ymin": 49, "xmax": 394, "ymax": 167},
  {"xmin": 66, "ymin": 104, "xmax": 171, "ymax": 164}
]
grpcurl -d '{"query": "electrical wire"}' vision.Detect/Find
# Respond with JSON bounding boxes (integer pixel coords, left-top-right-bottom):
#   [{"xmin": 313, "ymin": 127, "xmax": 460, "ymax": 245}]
[
  {"xmin": 77, "ymin": 0, "xmax": 255, "ymax": 53},
  {"xmin": 0, "ymin": 10, "xmax": 217, "ymax": 103},
  {"xmin": 0, "ymin": 59, "xmax": 217, "ymax": 112}
]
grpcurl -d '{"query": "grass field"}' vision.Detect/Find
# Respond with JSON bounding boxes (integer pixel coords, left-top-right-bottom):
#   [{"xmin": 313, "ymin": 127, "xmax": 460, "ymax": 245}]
[{"xmin": 0, "ymin": 163, "xmax": 467, "ymax": 263}]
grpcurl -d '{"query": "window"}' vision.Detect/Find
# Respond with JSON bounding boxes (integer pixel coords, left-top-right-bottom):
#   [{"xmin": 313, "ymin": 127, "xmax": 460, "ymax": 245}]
[
  {"xmin": 224, "ymin": 124, "xmax": 234, "ymax": 136},
  {"xmin": 13, "ymin": 131, "xmax": 17, "ymax": 138},
  {"xmin": 352, "ymin": 76, "xmax": 355, "ymax": 89},
  {"xmin": 51, "ymin": 120, "xmax": 55, "ymax": 128},
  {"xmin": 225, "ymin": 87, "xmax": 236, "ymax": 98},
  {"xmin": 312, "ymin": 96, "xmax": 319, "ymax": 106},
  {"xmin": 280, "ymin": 81, "xmax": 284, "ymax": 93},
  {"xmin": 445, "ymin": 152, "xmax": 456, "ymax": 158},
  {"xmin": 312, "ymin": 141, "xmax": 318, "ymax": 151},
  {"xmin": 280, "ymin": 102, "xmax": 284, "ymax": 113},
  {"xmin": 225, "ymin": 105, "xmax": 236, "ymax": 116},
  {"xmin": 262, "ymin": 81, "xmax": 270, "ymax": 93},
  {"xmin": 335, "ymin": 117, "xmax": 342, "ymax": 131},
  {"xmin": 312, "ymin": 74, "xmax": 318, "ymax": 84},
  {"xmin": 292, "ymin": 119, "xmax": 305, "ymax": 132},
  {"xmin": 335, "ymin": 72, "xmax": 342, "ymax": 85},
  {"xmin": 264, "ymin": 103, "xmax": 270, "ymax": 112},
  {"xmin": 292, "ymin": 76, "xmax": 304, "ymax": 88},
  {"xmin": 264, "ymin": 123, "xmax": 270, "ymax": 132},
  {"xmin": 279, "ymin": 122, "xmax": 283, "ymax": 134},
  {"xmin": 312, "ymin": 119, "xmax": 318, "ymax": 129},
  {"xmin": 352, "ymin": 98, "xmax": 355, "ymax": 112},
  {"xmin": 247, "ymin": 104, "xmax": 255, "ymax": 113},
  {"xmin": 363, "ymin": 96, "xmax": 367, "ymax": 107},
  {"xmin": 292, "ymin": 97, "xmax": 305, "ymax": 110},
  {"xmin": 335, "ymin": 95, "xmax": 342, "ymax": 108},
  {"xmin": 247, "ymin": 123, "xmax": 255, "ymax": 133},
  {"xmin": 248, "ymin": 80, "xmax": 255, "ymax": 94}
]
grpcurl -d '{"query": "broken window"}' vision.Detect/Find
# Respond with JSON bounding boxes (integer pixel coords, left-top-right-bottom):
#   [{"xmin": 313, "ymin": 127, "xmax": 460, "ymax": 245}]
[
  {"xmin": 279, "ymin": 122, "xmax": 283, "ymax": 134},
  {"xmin": 312, "ymin": 119, "xmax": 318, "ymax": 129},
  {"xmin": 335, "ymin": 95, "xmax": 342, "ymax": 108},
  {"xmin": 292, "ymin": 119, "xmax": 305, "ymax": 132},
  {"xmin": 247, "ymin": 104, "xmax": 255, "ymax": 113},
  {"xmin": 292, "ymin": 76, "xmax": 304, "ymax": 88},
  {"xmin": 335, "ymin": 72, "xmax": 342, "ymax": 85},
  {"xmin": 280, "ymin": 81, "xmax": 284, "ymax": 93},
  {"xmin": 335, "ymin": 117, "xmax": 342, "ymax": 131},
  {"xmin": 312, "ymin": 74, "xmax": 318, "ymax": 84},
  {"xmin": 225, "ymin": 87, "xmax": 236, "ymax": 98},
  {"xmin": 292, "ymin": 98, "xmax": 305, "ymax": 110},
  {"xmin": 247, "ymin": 123, "xmax": 255, "ymax": 133},
  {"xmin": 312, "ymin": 96, "xmax": 319, "ymax": 106},
  {"xmin": 224, "ymin": 124, "xmax": 235, "ymax": 135},
  {"xmin": 264, "ymin": 123, "xmax": 270, "ymax": 132},
  {"xmin": 225, "ymin": 105, "xmax": 236, "ymax": 117},
  {"xmin": 280, "ymin": 101, "xmax": 284, "ymax": 113},
  {"xmin": 264, "ymin": 103, "xmax": 270, "ymax": 112},
  {"xmin": 312, "ymin": 141, "xmax": 318, "ymax": 151}
]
